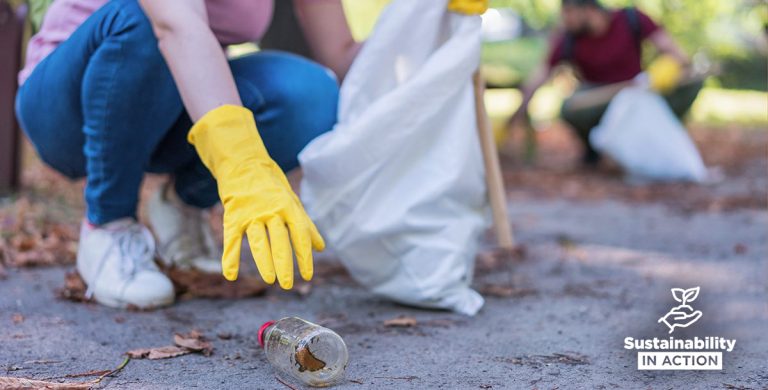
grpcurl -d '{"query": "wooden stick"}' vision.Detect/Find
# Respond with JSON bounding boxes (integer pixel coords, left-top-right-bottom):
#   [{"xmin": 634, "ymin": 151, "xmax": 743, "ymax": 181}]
[{"xmin": 472, "ymin": 71, "xmax": 515, "ymax": 249}]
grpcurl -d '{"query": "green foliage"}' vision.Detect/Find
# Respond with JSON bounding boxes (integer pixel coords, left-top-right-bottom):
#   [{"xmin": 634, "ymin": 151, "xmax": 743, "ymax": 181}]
[
  {"xmin": 482, "ymin": 37, "xmax": 547, "ymax": 87},
  {"xmin": 488, "ymin": 0, "xmax": 767, "ymax": 90},
  {"xmin": 488, "ymin": 0, "xmax": 560, "ymax": 30}
]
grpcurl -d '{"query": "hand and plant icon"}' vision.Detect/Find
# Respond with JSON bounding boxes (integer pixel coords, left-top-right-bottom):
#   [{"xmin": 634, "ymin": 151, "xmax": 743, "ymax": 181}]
[{"xmin": 658, "ymin": 287, "xmax": 703, "ymax": 333}]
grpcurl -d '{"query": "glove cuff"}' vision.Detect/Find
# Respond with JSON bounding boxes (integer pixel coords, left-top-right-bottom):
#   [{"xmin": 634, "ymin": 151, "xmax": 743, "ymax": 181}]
[{"xmin": 188, "ymin": 105, "xmax": 271, "ymax": 177}]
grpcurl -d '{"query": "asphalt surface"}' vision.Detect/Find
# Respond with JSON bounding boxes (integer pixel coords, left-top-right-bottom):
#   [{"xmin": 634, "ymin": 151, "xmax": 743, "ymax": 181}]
[{"xmin": 1, "ymin": 199, "xmax": 766, "ymax": 389}]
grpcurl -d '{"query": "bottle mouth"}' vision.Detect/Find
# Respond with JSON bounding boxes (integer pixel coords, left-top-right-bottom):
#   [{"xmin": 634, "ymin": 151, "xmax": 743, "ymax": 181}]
[{"xmin": 258, "ymin": 320, "xmax": 276, "ymax": 348}]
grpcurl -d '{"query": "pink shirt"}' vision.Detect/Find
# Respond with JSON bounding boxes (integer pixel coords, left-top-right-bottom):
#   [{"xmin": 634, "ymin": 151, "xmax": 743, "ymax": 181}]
[{"xmin": 19, "ymin": 0, "xmax": 274, "ymax": 85}]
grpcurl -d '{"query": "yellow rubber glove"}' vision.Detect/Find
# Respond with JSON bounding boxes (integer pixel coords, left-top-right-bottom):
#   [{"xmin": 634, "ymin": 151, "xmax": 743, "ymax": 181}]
[
  {"xmin": 188, "ymin": 105, "xmax": 325, "ymax": 289},
  {"xmin": 647, "ymin": 55, "xmax": 683, "ymax": 94},
  {"xmin": 448, "ymin": 0, "xmax": 488, "ymax": 15}
]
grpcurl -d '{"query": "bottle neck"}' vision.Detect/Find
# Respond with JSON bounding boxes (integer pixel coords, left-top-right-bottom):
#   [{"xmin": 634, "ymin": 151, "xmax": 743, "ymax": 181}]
[{"xmin": 258, "ymin": 320, "xmax": 276, "ymax": 348}]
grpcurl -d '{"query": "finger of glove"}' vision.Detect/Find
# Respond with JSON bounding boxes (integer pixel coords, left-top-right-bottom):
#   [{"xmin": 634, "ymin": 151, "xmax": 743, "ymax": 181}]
[
  {"xmin": 287, "ymin": 222, "xmax": 313, "ymax": 281},
  {"xmin": 267, "ymin": 217, "xmax": 294, "ymax": 289},
  {"xmin": 246, "ymin": 223, "xmax": 275, "ymax": 285},
  {"xmin": 222, "ymin": 223, "xmax": 243, "ymax": 281},
  {"xmin": 308, "ymin": 219, "xmax": 326, "ymax": 252}
]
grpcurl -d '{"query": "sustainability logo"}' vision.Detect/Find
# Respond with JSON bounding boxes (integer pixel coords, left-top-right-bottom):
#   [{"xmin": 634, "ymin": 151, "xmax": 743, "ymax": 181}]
[
  {"xmin": 657, "ymin": 287, "xmax": 703, "ymax": 333},
  {"xmin": 624, "ymin": 286, "xmax": 736, "ymax": 370}
]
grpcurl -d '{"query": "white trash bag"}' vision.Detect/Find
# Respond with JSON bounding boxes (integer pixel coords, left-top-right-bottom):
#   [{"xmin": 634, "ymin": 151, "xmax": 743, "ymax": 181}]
[
  {"xmin": 298, "ymin": 0, "xmax": 488, "ymax": 315},
  {"xmin": 589, "ymin": 87, "xmax": 707, "ymax": 182}
]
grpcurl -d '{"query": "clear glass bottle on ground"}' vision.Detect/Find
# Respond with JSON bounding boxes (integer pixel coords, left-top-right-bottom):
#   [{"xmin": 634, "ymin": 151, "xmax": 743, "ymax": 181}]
[{"xmin": 259, "ymin": 317, "xmax": 349, "ymax": 387}]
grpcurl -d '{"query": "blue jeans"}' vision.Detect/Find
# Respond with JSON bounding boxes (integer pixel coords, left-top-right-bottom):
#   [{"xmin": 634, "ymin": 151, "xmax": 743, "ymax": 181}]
[{"xmin": 15, "ymin": 0, "xmax": 339, "ymax": 225}]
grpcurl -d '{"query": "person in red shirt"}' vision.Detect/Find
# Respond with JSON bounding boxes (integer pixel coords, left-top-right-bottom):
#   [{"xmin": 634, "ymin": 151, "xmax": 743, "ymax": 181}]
[{"xmin": 511, "ymin": 0, "xmax": 703, "ymax": 164}]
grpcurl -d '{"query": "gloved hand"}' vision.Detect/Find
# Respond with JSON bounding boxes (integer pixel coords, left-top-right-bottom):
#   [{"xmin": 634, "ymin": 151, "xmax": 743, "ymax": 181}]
[
  {"xmin": 647, "ymin": 55, "xmax": 683, "ymax": 93},
  {"xmin": 188, "ymin": 105, "xmax": 325, "ymax": 289},
  {"xmin": 448, "ymin": 0, "xmax": 488, "ymax": 15}
]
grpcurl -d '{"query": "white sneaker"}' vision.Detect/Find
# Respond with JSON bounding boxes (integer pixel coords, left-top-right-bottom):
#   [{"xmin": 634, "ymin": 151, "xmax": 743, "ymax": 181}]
[
  {"xmin": 76, "ymin": 218, "xmax": 175, "ymax": 309},
  {"xmin": 147, "ymin": 184, "xmax": 221, "ymax": 273}
]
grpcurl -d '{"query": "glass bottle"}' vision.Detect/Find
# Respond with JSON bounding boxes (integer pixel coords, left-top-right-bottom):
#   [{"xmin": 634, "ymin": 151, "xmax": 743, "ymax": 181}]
[{"xmin": 259, "ymin": 317, "xmax": 349, "ymax": 387}]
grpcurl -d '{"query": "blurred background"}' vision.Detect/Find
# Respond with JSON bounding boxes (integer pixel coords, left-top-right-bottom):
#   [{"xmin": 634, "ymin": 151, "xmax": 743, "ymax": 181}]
[
  {"xmin": 341, "ymin": 0, "xmax": 768, "ymax": 129},
  {"xmin": 0, "ymin": 0, "xmax": 766, "ymax": 270}
]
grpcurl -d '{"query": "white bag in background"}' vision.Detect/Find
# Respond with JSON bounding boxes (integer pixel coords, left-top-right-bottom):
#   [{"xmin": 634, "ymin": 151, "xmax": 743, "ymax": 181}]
[
  {"xmin": 298, "ymin": 0, "xmax": 488, "ymax": 315},
  {"xmin": 590, "ymin": 87, "xmax": 707, "ymax": 182}
]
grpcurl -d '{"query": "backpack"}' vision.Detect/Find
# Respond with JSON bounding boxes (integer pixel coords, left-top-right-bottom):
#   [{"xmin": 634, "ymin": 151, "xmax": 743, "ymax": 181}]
[{"xmin": 561, "ymin": 7, "xmax": 642, "ymax": 63}]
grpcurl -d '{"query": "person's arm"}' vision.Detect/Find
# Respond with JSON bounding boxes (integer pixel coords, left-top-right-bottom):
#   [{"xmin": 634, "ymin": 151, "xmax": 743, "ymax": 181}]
[
  {"xmin": 139, "ymin": 0, "xmax": 324, "ymax": 289},
  {"xmin": 139, "ymin": 0, "xmax": 240, "ymax": 121},
  {"xmin": 509, "ymin": 64, "xmax": 552, "ymax": 124},
  {"xmin": 292, "ymin": 0, "xmax": 361, "ymax": 80},
  {"xmin": 648, "ymin": 30, "xmax": 689, "ymax": 66},
  {"xmin": 510, "ymin": 29, "xmax": 563, "ymax": 124}
]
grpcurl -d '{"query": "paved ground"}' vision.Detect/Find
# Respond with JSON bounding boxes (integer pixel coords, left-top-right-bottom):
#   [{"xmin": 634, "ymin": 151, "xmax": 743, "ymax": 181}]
[{"xmin": 1, "ymin": 197, "xmax": 766, "ymax": 389}]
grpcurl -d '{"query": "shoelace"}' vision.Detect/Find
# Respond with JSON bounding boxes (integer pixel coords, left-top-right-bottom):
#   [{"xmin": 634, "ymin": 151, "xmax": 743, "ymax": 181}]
[{"xmin": 85, "ymin": 224, "xmax": 155, "ymax": 299}]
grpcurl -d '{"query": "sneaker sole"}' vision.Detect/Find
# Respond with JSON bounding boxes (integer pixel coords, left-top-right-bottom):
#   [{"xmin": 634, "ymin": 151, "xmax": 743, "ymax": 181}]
[{"xmin": 92, "ymin": 293, "xmax": 175, "ymax": 310}]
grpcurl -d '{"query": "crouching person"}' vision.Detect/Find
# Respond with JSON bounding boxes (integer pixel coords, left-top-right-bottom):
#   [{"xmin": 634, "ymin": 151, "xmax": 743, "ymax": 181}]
[
  {"xmin": 16, "ymin": 0, "xmax": 358, "ymax": 309},
  {"xmin": 510, "ymin": 0, "xmax": 702, "ymax": 165}
]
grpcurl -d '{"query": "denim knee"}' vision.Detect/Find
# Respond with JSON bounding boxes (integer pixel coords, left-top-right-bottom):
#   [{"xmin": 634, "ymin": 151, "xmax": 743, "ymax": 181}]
[
  {"xmin": 16, "ymin": 88, "xmax": 84, "ymax": 179},
  {"xmin": 95, "ymin": 0, "xmax": 160, "ymax": 61},
  {"xmin": 229, "ymin": 52, "xmax": 339, "ymax": 171},
  {"xmin": 269, "ymin": 55, "xmax": 340, "ymax": 141},
  {"xmin": 233, "ymin": 51, "xmax": 339, "ymax": 133}
]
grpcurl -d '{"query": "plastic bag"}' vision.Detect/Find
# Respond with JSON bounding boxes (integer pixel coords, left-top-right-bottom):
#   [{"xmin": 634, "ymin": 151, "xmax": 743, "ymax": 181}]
[
  {"xmin": 590, "ymin": 87, "xmax": 707, "ymax": 182},
  {"xmin": 298, "ymin": 0, "xmax": 488, "ymax": 315}
]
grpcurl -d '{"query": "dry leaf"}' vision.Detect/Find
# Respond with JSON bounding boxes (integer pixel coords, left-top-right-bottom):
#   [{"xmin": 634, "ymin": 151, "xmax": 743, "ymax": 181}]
[
  {"xmin": 479, "ymin": 284, "xmax": 537, "ymax": 298},
  {"xmin": 0, "ymin": 196, "xmax": 78, "ymax": 268},
  {"xmin": 174, "ymin": 331, "xmax": 213, "ymax": 356},
  {"xmin": 128, "ymin": 330, "xmax": 213, "ymax": 360},
  {"xmin": 0, "ymin": 376, "xmax": 92, "ymax": 389},
  {"xmin": 163, "ymin": 266, "xmax": 267, "ymax": 299},
  {"xmin": 126, "ymin": 346, "xmax": 191, "ymax": 360},
  {"xmin": 56, "ymin": 271, "xmax": 91, "ymax": 303},
  {"xmin": 12, "ymin": 313, "xmax": 24, "ymax": 324},
  {"xmin": 383, "ymin": 316, "xmax": 417, "ymax": 327},
  {"xmin": 295, "ymin": 346, "xmax": 326, "ymax": 372}
]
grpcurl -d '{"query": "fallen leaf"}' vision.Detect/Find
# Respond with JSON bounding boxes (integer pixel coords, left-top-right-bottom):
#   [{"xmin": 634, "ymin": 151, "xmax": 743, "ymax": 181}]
[
  {"xmin": 383, "ymin": 316, "xmax": 417, "ymax": 327},
  {"xmin": 0, "ymin": 196, "xmax": 78, "ymax": 268},
  {"xmin": 56, "ymin": 271, "xmax": 91, "ymax": 303},
  {"xmin": 295, "ymin": 346, "xmax": 326, "ymax": 372},
  {"xmin": 127, "ymin": 331, "xmax": 214, "ymax": 360},
  {"xmin": 163, "ymin": 266, "xmax": 267, "ymax": 299},
  {"xmin": 0, "ymin": 377, "xmax": 91, "ymax": 389},
  {"xmin": 174, "ymin": 331, "xmax": 213, "ymax": 356},
  {"xmin": 12, "ymin": 313, "xmax": 24, "ymax": 324},
  {"xmin": 476, "ymin": 246, "xmax": 527, "ymax": 272},
  {"xmin": 126, "ymin": 346, "xmax": 191, "ymax": 360},
  {"xmin": 479, "ymin": 284, "xmax": 537, "ymax": 298}
]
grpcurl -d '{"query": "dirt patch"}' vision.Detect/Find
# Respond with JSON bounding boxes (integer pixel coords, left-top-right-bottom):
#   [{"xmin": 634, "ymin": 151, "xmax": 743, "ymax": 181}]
[
  {"xmin": 501, "ymin": 124, "xmax": 768, "ymax": 212},
  {"xmin": 502, "ymin": 352, "xmax": 591, "ymax": 367}
]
